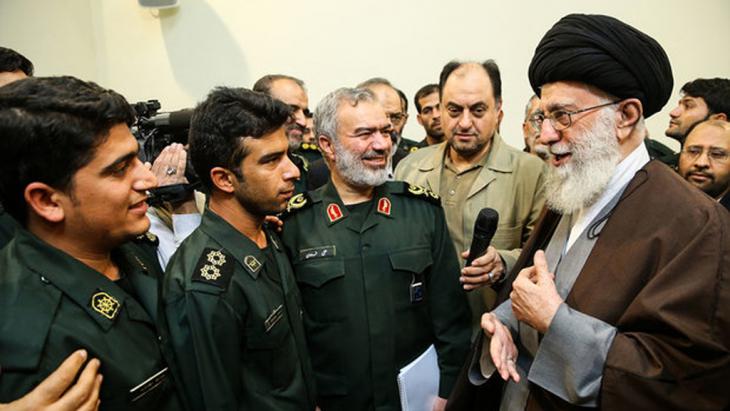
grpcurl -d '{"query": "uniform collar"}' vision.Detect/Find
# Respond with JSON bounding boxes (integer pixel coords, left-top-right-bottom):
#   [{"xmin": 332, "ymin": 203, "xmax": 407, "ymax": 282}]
[
  {"xmin": 314, "ymin": 181, "xmax": 396, "ymax": 232},
  {"xmin": 199, "ymin": 208, "xmax": 271, "ymax": 279},
  {"xmin": 14, "ymin": 229, "xmax": 155, "ymax": 331}
]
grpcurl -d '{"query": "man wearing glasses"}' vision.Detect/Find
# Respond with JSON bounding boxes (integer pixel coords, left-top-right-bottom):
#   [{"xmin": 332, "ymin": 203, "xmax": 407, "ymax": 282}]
[
  {"xmin": 679, "ymin": 119, "xmax": 730, "ymax": 211},
  {"xmin": 395, "ymin": 60, "xmax": 547, "ymax": 330},
  {"xmin": 456, "ymin": 14, "xmax": 730, "ymax": 410}
]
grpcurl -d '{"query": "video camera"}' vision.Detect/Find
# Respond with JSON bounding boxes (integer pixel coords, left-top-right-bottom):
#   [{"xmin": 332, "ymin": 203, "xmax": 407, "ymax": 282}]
[{"xmin": 132, "ymin": 100, "xmax": 201, "ymax": 208}]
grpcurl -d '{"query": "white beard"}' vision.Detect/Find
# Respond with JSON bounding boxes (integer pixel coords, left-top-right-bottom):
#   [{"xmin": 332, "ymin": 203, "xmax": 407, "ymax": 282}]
[
  {"xmin": 544, "ymin": 109, "xmax": 621, "ymax": 215},
  {"xmin": 333, "ymin": 139, "xmax": 391, "ymax": 187}
]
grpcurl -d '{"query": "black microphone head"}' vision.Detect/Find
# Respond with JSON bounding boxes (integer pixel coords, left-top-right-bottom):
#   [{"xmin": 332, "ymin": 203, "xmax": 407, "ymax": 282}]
[{"xmin": 474, "ymin": 207, "xmax": 499, "ymax": 236}]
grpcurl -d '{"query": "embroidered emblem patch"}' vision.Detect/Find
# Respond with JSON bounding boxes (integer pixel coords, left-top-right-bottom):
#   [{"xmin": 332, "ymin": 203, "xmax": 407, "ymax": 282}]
[
  {"xmin": 244, "ymin": 255, "xmax": 262, "ymax": 274},
  {"xmin": 377, "ymin": 197, "xmax": 391, "ymax": 216},
  {"xmin": 299, "ymin": 245, "xmax": 336, "ymax": 261},
  {"xmin": 287, "ymin": 193, "xmax": 308, "ymax": 212},
  {"xmin": 206, "ymin": 250, "xmax": 226, "ymax": 266},
  {"xmin": 91, "ymin": 291, "xmax": 120, "ymax": 320},
  {"xmin": 192, "ymin": 248, "xmax": 234, "ymax": 288},
  {"xmin": 200, "ymin": 264, "xmax": 221, "ymax": 281},
  {"xmin": 327, "ymin": 203, "xmax": 343, "ymax": 223}
]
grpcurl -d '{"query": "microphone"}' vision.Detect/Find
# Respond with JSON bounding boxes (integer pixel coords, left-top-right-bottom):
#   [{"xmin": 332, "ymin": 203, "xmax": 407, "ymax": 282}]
[
  {"xmin": 143, "ymin": 108, "xmax": 193, "ymax": 129},
  {"xmin": 464, "ymin": 208, "xmax": 499, "ymax": 267}
]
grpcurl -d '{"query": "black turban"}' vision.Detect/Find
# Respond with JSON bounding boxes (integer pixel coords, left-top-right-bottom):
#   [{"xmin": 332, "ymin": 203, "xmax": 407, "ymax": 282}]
[{"xmin": 528, "ymin": 14, "xmax": 673, "ymax": 118}]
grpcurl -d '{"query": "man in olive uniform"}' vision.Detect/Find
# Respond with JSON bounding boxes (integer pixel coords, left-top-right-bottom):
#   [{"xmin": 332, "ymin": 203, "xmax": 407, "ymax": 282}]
[
  {"xmin": 0, "ymin": 76, "xmax": 183, "ymax": 410},
  {"xmin": 162, "ymin": 87, "xmax": 315, "ymax": 410},
  {"xmin": 281, "ymin": 87, "xmax": 471, "ymax": 411}
]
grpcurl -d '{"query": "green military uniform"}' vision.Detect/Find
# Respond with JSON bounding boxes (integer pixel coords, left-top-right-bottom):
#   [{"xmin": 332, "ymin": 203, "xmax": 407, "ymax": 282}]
[
  {"xmin": 0, "ymin": 229, "xmax": 183, "ymax": 410},
  {"xmin": 0, "ymin": 204, "xmax": 18, "ymax": 249},
  {"xmin": 290, "ymin": 152, "xmax": 311, "ymax": 194},
  {"xmin": 162, "ymin": 209, "xmax": 315, "ymax": 410},
  {"xmin": 294, "ymin": 142, "xmax": 323, "ymax": 164},
  {"xmin": 281, "ymin": 181, "xmax": 471, "ymax": 411}
]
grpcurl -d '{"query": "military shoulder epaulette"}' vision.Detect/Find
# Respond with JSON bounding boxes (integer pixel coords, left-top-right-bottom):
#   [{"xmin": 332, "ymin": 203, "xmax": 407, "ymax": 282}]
[
  {"xmin": 280, "ymin": 192, "xmax": 313, "ymax": 219},
  {"xmin": 191, "ymin": 248, "xmax": 234, "ymax": 289},
  {"xmin": 394, "ymin": 182, "xmax": 441, "ymax": 206},
  {"xmin": 299, "ymin": 142, "xmax": 320, "ymax": 152},
  {"xmin": 134, "ymin": 231, "xmax": 159, "ymax": 246}
]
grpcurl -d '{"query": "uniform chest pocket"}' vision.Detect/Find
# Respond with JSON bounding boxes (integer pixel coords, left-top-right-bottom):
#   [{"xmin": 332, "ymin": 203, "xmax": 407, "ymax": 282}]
[
  {"xmin": 294, "ymin": 257, "xmax": 347, "ymax": 323},
  {"xmin": 388, "ymin": 246, "xmax": 433, "ymax": 274},
  {"xmin": 244, "ymin": 310, "xmax": 295, "ymax": 390}
]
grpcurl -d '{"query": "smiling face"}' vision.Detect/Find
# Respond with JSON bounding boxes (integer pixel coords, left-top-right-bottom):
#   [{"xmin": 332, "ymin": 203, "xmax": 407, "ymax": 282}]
[
  {"xmin": 232, "ymin": 126, "xmax": 300, "ymax": 216},
  {"xmin": 327, "ymin": 99, "xmax": 392, "ymax": 188},
  {"xmin": 57, "ymin": 123, "xmax": 157, "ymax": 247},
  {"xmin": 441, "ymin": 64, "xmax": 502, "ymax": 160},
  {"xmin": 679, "ymin": 122, "xmax": 730, "ymax": 199}
]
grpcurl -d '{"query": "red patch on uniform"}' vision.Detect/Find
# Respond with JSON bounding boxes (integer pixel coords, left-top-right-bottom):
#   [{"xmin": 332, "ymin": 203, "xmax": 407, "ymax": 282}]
[
  {"xmin": 326, "ymin": 203, "xmax": 343, "ymax": 223},
  {"xmin": 377, "ymin": 197, "xmax": 391, "ymax": 216}
]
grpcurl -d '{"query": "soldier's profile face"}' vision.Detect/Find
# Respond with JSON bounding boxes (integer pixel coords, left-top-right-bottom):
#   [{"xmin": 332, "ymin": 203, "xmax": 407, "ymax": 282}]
[
  {"xmin": 233, "ymin": 126, "xmax": 300, "ymax": 215},
  {"xmin": 58, "ymin": 123, "xmax": 157, "ymax": 246}
]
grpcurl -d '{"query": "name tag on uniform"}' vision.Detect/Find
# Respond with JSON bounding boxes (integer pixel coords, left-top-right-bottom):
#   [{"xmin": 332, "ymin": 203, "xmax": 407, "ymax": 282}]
[
  {"xmin": 129, "ymin": 367, "xmax": 168, "ymax": 402},
  {"xmin": 299, "ymin": 246, "xmax": 336, "ymax": 261},
  {"xmin": 264, "ymin": 304, "xmax": 284, "ymax": 333}
]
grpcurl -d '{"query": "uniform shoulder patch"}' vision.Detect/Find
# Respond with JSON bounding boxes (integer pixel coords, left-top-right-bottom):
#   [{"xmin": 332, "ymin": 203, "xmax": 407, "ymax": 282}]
[
  {"xmin": 399, "ymin": 182, "xmax": 441, "ymax": 205},
  {"xmin": 192, "ymin": 248, "xmax": 234, "ymax": 289}
]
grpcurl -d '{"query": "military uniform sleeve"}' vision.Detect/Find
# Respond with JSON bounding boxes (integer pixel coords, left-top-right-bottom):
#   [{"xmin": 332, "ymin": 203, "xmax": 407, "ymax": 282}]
[
  {"xmin": 165, "ymin": 278, "xmax": 246, "ymax": 410},
  {"xmin": 427, "ymin": 206, "xmax": 472, "ymax": 398}
]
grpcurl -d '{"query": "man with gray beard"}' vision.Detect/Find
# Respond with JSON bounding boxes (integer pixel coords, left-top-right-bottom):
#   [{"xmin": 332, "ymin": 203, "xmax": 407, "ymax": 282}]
[
  {"xmin": 281, "ymin": 87, "xmax": 472, "ymax": 411},
  {"xmin": 451, "ymin": 14, "xmax": 730, "ymax": 411}
]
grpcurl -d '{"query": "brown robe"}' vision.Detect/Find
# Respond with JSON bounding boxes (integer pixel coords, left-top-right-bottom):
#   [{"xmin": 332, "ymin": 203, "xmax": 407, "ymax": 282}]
[{"xmin": 448, "ymin": 161, "xmax": 730, "ymax": 410}]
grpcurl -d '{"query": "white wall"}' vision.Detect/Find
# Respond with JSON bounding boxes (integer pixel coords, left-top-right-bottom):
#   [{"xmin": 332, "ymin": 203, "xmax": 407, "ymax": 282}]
[{"xmin": 2, "ymin": 0, "xmax": 729, "ymax": 151}]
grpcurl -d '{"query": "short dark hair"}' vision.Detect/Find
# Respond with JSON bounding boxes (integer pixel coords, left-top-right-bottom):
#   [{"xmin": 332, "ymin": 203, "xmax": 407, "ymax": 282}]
[
  {"xmin": 681, "ymin": 78, "xmax": 730, "ymax": 118},
  {"xmin": 252, "ymin": 74, "xmax": 305, "ymax": 96},
  {"xmin": 188, "ymin": 87, "xmax": 292, "ymax": 191},
  {"xmin": 439, "ymin": 60, "xmax": 502, "ymax": 103},
  {"xmin": 0, "ymin": 76, "xmax": 135, "ymax": 224},
  {"xmin": 0, "ymin": 47, "xmax": 34, "ymax": 76},
  {"xmin": 414, "ymin": 84, "xmax": 439, "ymax": 113}
]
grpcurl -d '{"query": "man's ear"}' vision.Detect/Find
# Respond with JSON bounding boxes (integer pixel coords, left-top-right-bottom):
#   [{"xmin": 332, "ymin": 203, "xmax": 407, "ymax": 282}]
[
  {"xmin": 210, "ymin": 167, "xmax": 236, "ymax": 194},
  {"xmin": 24, "ymin": 182, "xmax": 65, "ymax": 223},
  {"xmin": 416, "ymin": 114, "xmax": 425, "ymax": 127},
  {"xmin": 318, "ymin": 135, "xmax": 335, "ymax": 162},
  {"xmin": 616, "ymin": 98, "xmax": 643, "ymax": 141},
  {"xmin": 710, "ymin": 112, "xmax": 728, "ymax": 121}
]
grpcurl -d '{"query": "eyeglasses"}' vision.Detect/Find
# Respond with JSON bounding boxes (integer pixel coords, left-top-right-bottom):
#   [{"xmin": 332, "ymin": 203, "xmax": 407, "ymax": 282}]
[
  {"xmin": 387, "ymin": 112, "xmax": 406, "ymax": 124},
  {"xmin": 529, "ymin": 101, "xmax": 621, "ymax": 131},
  {"xmin": 681, "ymin": 145, "xmax": 730, "ymax": 164}
]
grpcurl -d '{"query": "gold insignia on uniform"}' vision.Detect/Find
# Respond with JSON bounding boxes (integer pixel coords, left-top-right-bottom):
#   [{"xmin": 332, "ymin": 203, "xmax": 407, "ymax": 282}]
[
  {"xmin": 244, "ymin": 255, "xmax": 262, "ymax": 273},
  {"xmin": 287, "ymin": 193, "xmax": 307, "ymax": 212},
  {"xmin": 377, "ymin": 197, "xmax": 392, "ymax": 216},
  {"xmin": 408, "ymin": 184, "xmax": 425, "ymax": 196},
  {"xmin": 145, "ymin": 232, "xmax": 157, "ymax": 243},
  {"xmin": 409, "ymin": 146, "xmax": 419, "ymax": 153},
  {"xmin": 206, "ymin": 250, "xmax": 226, "ymax": 266},
  {"xmin": 200, "ymin": 264, "xmax": 221, "ymax": 281},
  {"xmin": 91, "ymin": 291, "xmax": 120, "ymax": 320}
]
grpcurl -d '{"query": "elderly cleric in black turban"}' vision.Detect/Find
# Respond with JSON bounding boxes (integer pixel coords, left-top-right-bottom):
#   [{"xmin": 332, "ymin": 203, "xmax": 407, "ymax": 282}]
[{"xmin": 528, "ymin": 14, "xmax": 673, "ymax": 118}]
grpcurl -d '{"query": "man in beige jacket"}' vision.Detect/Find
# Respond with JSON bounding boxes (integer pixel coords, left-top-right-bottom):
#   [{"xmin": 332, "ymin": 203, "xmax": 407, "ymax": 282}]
[{"xmin": 395, "ymin": 60, "xmax": 545, "ymax": 324}]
